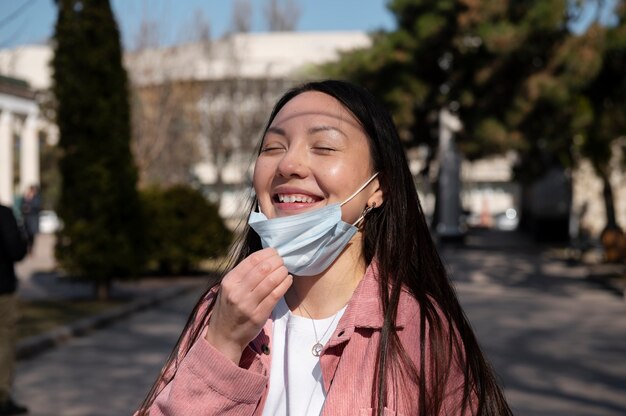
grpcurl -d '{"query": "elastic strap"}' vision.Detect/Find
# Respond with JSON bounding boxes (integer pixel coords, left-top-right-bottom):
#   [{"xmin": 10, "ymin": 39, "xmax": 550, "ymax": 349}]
[{"xmin": 340, "ymin": 172, "xmax": 379, "ymax": 207}]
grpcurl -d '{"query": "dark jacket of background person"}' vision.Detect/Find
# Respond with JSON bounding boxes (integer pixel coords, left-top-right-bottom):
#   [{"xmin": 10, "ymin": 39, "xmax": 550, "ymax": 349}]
[
  {"xmin": 20, "ymin": 186, "xmax": 41, "ymax": 239},
  {"xmin": 0, "ymin": 205, "xmax": 27, "ymax": 294}
]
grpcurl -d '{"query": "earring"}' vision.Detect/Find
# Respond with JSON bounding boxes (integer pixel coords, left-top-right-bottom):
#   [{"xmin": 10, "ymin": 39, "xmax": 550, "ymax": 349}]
[{"xmin": 362, "ymin": 201, "xmax": 376, "ymax": 217}]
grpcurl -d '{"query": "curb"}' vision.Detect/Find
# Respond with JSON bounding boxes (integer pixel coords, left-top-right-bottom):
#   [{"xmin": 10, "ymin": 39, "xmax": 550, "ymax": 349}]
[{"xmin": 16, "ymin": 282, "xmax": 204, "ymax": 360}]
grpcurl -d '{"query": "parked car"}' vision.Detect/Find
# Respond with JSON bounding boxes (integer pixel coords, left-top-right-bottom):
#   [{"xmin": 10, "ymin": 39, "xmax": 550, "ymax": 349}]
[{"xmin": 39, "ymin": 210, "xmax": 62, "ymax": 234}]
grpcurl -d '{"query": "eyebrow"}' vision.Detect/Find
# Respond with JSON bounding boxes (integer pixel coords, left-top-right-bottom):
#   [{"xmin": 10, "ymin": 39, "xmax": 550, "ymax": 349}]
[
  {"xmin": 266, "ymin": 126, "xmax": 286, "ymax": 136},
  {"xmin": 266, "ymin": 125, "xmax": 347, "ymax": 138},
  {"xmin": 308, "ymin": 125, "xmax": 347, "ymax": 138}
]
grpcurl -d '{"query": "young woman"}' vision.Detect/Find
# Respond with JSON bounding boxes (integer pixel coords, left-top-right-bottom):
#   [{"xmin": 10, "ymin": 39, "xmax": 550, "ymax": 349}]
[{"xmin": 137, "ymin": 80, "xmax": 512, "ymax": 415}]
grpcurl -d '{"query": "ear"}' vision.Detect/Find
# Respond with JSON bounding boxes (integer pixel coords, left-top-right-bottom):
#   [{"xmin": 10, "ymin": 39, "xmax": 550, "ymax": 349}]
[{"xmin": 367, "ymin": 177, "xmax": 384, "ymax": 209}]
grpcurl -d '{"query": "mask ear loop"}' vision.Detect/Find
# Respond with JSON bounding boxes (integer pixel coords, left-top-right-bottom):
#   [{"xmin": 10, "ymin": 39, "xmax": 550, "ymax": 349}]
[{"xmin": 340, "ymin": 172, "xmax": 379, "ymax": 208}]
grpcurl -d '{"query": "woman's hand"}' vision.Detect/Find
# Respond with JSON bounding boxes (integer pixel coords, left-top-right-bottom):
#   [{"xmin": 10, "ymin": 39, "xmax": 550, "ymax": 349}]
[{"xmin": 205, "ymin": 247, "xmax": 292, "ymax": 364}]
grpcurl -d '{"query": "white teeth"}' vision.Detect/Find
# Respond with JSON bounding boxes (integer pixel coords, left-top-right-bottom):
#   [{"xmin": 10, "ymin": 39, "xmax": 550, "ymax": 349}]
[{"xmin": 278, "ymin": 194, "xmax": 314, "ymax": 203}]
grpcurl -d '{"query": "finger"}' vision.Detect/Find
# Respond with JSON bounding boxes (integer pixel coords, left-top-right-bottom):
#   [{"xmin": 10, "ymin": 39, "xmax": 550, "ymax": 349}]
[
  {"xmin": 227, "ymin": 248, "xmax": 279, "ymax": 283},
  {"xmin": 249, "ymin": 264, "xmax": 289, "ymax": 303},
  {"xmin": 245, "ymin": 254, "xmax": 286, "ymax": 289},
  {"xmin": 220, "ymin": 254, "xmax": 284, "ymax": 307},
  {"xmin": 255, "ymin": 273, "xmax": 293, "ymax": 317}
]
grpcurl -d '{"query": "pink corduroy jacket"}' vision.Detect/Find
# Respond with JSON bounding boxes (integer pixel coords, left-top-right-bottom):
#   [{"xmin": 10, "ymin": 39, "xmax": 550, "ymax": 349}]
[{"xmin": 142, "ymin": 263, "xmax": 473, "ymax": 415}]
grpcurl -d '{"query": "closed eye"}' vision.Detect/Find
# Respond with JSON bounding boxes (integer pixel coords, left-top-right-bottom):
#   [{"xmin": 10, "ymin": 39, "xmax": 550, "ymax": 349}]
[
  {"xmin": 312, "ymin": 147, "xmax": 335, "ymax": 154},
  {"xmin": 261, "ymin": 146, "xmax": 285, "ymax": 153}
]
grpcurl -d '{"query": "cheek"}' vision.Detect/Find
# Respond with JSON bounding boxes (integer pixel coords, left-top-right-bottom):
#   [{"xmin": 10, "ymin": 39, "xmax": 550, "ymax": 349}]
[
  {"xmin": 315, "ymin": 163, "xmax": 348, "ymax": 195},
  {"xmin": 322, "ymin": 159, "xmax": 371, "ymax": 188},
  {"xmin": 252, "ymin": 161, "xmax": 272, "ymax": 194},
  {"xmin": 321, "ymin": 164, "xmax": 344, "ymax": 178}
]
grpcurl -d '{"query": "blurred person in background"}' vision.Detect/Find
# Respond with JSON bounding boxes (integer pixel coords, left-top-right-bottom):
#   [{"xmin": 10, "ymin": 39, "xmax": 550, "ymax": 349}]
[
  {"xmin": 137, "ymin": 80, "xmax": 512, "ymax": 415},
  {"xmin": 19, "ymin": 186, "xmax": 41, "ymax": 255},
  {"xmin": 0, "ymin": 204, "xmax": 28, "ymax": 415}
]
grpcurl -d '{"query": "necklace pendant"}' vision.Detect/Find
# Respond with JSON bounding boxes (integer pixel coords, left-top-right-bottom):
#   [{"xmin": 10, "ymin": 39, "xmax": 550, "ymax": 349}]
[{"xmin": 312, "ymin": 342, "xmax": 323, "ymax": 357}]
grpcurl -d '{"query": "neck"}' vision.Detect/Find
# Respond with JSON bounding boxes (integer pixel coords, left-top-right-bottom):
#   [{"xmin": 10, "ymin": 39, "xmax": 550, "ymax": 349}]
[{"xmin": 285, "ymin": 234, "xmax": 367, "ymax": 319}]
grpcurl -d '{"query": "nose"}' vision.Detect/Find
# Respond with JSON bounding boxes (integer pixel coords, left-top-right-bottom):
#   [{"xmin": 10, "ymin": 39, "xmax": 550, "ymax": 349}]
[{"xmin": 276, "ymin": 146, "xmax": 308, "ymax": 178}]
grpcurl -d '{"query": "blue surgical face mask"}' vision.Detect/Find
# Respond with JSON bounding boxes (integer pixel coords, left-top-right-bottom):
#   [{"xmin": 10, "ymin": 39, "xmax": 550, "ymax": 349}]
[{"xmin": 248, "ymin": 173, "xmax": 379, "ymax": 276}]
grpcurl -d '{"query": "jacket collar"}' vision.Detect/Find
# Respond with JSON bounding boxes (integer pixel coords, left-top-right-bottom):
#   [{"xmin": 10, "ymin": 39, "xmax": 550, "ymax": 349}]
[{"xmin": 334, "ymin": 260, "xmax": 411, "ymax": 333}]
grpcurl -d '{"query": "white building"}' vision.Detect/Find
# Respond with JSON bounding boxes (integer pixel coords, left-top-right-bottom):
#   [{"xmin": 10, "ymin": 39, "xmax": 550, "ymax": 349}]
[
  {"xmin": 0, "ymin": 45, "xmax": 53, "ymax": 90},
  {"xmin": 126, "ymin": 31, "xmax": 371, "ymax": 86},
  {"xmin": 0, "ymin": 76, "xmax": 44, "ymax": 206},
  {"xmin": 0, "ymin": 45, "xmax": 56, "ymax": 207}
]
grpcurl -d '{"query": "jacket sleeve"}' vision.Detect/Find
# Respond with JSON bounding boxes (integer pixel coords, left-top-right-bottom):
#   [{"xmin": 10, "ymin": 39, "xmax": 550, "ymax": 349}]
[
  {"xmin": 0, "ymin": 206, "xmax": 27, "ymax": 262},
  {"xmin": 149, "ymin": 338, "xmax": 269, "ymax": 415},
  {"xmin": 142, "ymin": 293, "xmax": 269, "ymax": 416}
]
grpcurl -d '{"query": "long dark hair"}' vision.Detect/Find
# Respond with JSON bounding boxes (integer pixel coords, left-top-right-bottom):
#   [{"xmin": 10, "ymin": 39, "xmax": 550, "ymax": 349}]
[{"xmin": 139, "ymin": 80, "xmax": 512, "ymax": 415}]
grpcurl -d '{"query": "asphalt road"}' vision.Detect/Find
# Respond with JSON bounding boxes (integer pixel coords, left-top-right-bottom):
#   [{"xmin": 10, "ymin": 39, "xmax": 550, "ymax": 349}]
[{"xmin": 12, "ymin": 231, "xmax": 626, "ymax": 416}]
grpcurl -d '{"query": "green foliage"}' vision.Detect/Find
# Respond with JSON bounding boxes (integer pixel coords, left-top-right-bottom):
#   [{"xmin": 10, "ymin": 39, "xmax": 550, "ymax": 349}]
[
  {"xmin": 414, "ymin": 13, "xmax": 447, "ymax": 39},
  {"xmin": 141, "ymin": 186, "xmax": 232, "ymax": 275},
  {"xmin": 52, "ymin": 0, "xmax": 145, "ymax": 285},
  {"xmin": 39, "ymin": 143, "xmax": 61, "ymax": 210}
]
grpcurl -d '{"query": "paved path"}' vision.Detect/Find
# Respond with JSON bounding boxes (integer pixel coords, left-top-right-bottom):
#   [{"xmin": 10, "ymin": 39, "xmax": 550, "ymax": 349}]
[
  {"xmin": 441, "ymin": 231, "xmax": 626, "ymax": 416},
  {"xmin": 10, "ymin": 230, "xmax": 626, "ymax": 415},
  {"xmin": 14, "ymin": 287, "xmax": 204, "ymax": 416}
]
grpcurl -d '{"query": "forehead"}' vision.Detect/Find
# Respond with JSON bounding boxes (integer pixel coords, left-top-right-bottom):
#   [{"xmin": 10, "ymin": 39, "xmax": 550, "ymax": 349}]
[{"xmin": 270, "ymin": 91, "xmax": 363, "ymax": 132}]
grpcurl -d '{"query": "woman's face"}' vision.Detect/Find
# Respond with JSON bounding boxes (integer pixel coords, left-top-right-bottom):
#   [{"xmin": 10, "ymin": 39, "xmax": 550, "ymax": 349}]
[{"xmin": 253, "ymin": 91, "xmax": 380, "ymax": 223}]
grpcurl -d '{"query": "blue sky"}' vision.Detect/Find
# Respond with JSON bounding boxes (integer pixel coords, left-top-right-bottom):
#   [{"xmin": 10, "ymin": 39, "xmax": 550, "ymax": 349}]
[
  {"xmin": 1, "ymin": 0, "xmax": 618, "ymax": 50},
  {"xmin": 0, "ymin": 0, "xmax": 396, "ymax": 49}
]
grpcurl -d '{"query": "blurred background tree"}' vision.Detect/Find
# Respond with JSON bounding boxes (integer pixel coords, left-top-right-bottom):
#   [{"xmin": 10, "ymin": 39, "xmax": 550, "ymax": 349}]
[
  {"xmin": 324, "ymin": 0, "xmax": 624, "ymax": 242},
  {"xmin": 52, "ymin": 0, "xmax": 145, "ymax": 299}
]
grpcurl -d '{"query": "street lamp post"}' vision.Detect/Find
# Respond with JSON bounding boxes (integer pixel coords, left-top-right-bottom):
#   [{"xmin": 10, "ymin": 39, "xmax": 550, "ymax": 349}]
[{"xmin": 436, "ymin": 107, "xmax": 465, "ymax": 242}]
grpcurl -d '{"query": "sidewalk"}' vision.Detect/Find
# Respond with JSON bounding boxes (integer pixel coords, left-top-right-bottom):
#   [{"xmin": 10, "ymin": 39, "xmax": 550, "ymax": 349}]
[
  {"xmin": 441, "ymin": 228, "xmax": 626, "ymax": 298},
  {"xmin": 14, "ymin": 234, "xmax": 208, "ymax": 359},
  {"xmin": 440, "ymin": 229, "xmax": 626, "ymax": 416}
]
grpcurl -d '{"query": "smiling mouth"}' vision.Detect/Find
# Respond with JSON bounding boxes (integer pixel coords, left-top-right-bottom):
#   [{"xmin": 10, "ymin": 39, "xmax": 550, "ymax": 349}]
[{"xmin": 273, "ymin": 194, "xmax": 322, "ymax": 204}]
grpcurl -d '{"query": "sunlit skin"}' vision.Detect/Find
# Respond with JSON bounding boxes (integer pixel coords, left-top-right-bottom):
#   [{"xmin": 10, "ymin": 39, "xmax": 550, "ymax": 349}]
[{"xmin": 205, "ymin": 91, "xmax": 383, "ymax": 364}]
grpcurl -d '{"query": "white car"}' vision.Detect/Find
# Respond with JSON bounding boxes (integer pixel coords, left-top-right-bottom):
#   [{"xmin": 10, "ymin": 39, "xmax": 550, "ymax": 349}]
[{"xmin": 39, "ymin": 210, "xmax": 62, "ymax": 234}]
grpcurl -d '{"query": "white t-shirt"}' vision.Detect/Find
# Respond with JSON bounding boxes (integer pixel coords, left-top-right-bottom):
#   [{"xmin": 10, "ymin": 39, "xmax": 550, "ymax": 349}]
[{"xmin": 262, "ymin": 297, "xmax": 346, "ymax": 416}]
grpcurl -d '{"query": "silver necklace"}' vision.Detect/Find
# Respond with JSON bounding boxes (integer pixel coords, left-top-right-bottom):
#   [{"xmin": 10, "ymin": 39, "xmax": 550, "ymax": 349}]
[{"xmin": 299, "ymin": 303, "xmax": 341, "ymax": 357}]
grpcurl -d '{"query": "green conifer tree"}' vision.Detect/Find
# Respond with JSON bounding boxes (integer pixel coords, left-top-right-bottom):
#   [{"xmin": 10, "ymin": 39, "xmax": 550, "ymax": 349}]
[{"xmin": 52, "ymin": 0, "xmax": 145, "ymax": 299}]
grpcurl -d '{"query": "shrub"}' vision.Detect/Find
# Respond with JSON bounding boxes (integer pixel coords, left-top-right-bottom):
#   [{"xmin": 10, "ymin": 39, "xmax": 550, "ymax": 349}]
[{"xmin": 141, "ymin": 185, "xmax": 232, "ymax": 274}]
